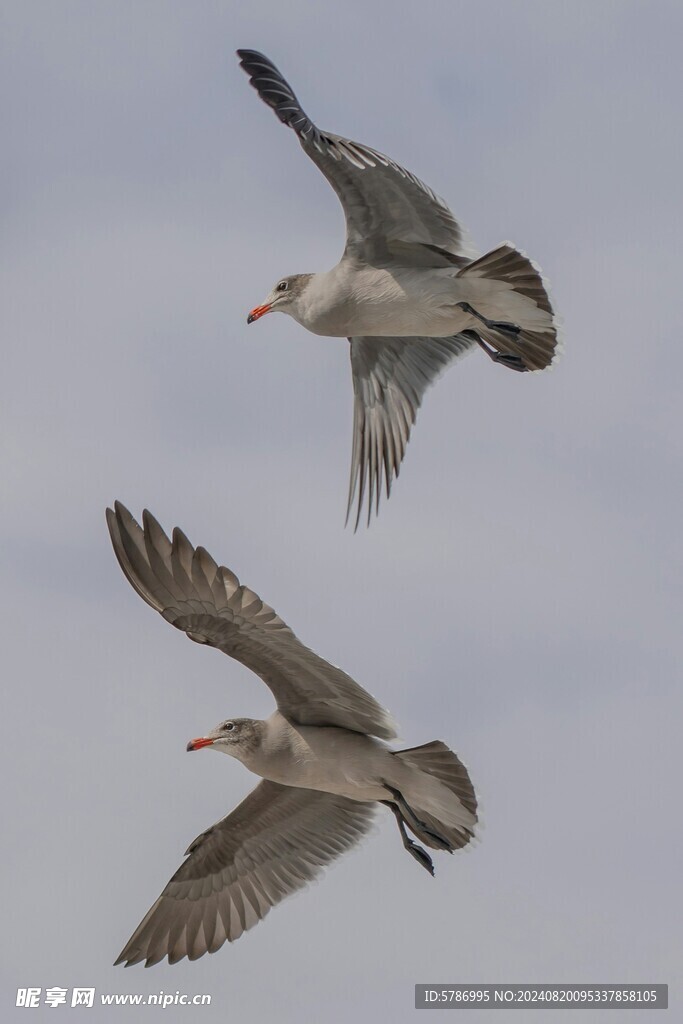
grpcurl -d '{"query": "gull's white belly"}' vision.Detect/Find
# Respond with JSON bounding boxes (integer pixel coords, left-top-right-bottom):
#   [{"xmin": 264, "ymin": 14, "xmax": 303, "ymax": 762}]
[
  {"xmin": 297, "ymin": 265, "xmax": 472, "ymax": 339},
  {"xmin": 289, "ymin": 260, "xmax": 549, "ymax": 339},
  {"xmin": 245, "ymin": 718, "xmax": 395, "ymax": 802}
]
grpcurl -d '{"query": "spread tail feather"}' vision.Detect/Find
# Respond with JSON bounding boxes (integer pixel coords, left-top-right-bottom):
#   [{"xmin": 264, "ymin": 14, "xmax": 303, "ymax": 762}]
[
  {"xmin": 393, "ymin": 741, "xmax": 478, "ymax": 851},
  {"xmin": 458, "ymin": 243, "xmax": 562, "ymax": 371}
]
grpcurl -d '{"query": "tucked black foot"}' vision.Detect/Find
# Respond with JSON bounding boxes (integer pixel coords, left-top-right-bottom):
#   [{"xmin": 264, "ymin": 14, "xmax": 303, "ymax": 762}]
[
  {"xmin": 414, "ymin": 821, "xmax": 453, "ymax": 851},
  {"xmin": 463, "ymin": 329, "xmax": 529, "ymax": 373},
  {"xmin": 493, "ymin": 351, "xmax": 528, "ymax": 372},
  {"xmin": 385, "ymin": 801, "xmax": 437, "ymax": 876},
  {"xmin": 458, "ymin": 302, "xmax": 521, "ymax": 336},
  {"xmin": 493, "ymin": 321, "xmax": 520, "ymax": 336},
  {"xmin": 405, "ymin": 838, "xmax": 435, "ymax": 876},
  {"xmin": 385, "ymin": 786, "xmax": 453, "ymax": 852}
]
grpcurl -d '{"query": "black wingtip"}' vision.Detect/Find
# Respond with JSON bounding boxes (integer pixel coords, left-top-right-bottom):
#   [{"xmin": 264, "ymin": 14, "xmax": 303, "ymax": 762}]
[
  {"xmin": 236, "ymin": 48, "xmax": 267, "ymax": 73},
  {"xmin": 236, "ymin": 47, "xmax": 318, "ymax": 141}
]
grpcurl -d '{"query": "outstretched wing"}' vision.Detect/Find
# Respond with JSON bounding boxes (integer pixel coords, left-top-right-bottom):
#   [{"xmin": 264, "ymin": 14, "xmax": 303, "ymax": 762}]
[
  {"xmin": 347, "ymin": 334, "xmax": 478, "ymax": 528},
  {"xmin": 116, "ymin": 781, "xmax": 375, "ymax": 966},
  {"xmin": 106, "ymin": 503, "xmax": 397, "ymax": 739},
  {"xmin": 237, "ymin": 49, "xmax": 475, "ymax": 265}
]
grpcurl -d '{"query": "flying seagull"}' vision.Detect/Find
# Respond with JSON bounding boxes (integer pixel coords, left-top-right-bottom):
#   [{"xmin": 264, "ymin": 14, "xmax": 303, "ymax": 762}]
[
  {"xmin": 107, "ymin": 501, "xmax": 477, "ymax": 966},
  {"xmin": 237, "ymin": 49, "xmax": 561, "ymax": 527}
]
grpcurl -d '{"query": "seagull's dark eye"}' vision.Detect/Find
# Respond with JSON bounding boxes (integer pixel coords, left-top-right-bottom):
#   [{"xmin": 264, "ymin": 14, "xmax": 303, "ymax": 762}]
[
  {"xmin": 276, "ymin": 281, "xmax": 288, "ymax": 293},
  {"xmin": 223, "ymin": 722, "xmax": 235, "ymax": 732}
]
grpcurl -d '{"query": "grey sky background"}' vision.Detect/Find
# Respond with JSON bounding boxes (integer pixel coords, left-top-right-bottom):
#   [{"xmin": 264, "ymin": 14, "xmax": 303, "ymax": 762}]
[{"xmin": 2, "ymin": 1, "xmax": 682, "ymax": 1020}]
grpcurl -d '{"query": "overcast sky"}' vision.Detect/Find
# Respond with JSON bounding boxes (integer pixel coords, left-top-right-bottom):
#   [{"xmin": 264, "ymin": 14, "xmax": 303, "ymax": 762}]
[{"xmin": 2, "ymin": 1, "xmax": 682, "ymax": 1021}]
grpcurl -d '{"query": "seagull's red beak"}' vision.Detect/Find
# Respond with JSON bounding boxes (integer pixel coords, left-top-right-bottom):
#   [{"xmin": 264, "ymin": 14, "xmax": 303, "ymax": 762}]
[
  {"xmin": 186, "ymin": 737, "xmax": 215, "ymax": 751},
  {"xmin": 247, "ymin": 303, "xmax": 272, "ymax": 325}
]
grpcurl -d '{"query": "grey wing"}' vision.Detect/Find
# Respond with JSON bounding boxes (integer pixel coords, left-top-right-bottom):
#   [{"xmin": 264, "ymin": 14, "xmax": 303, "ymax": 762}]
[
  {"xmin": 106, "ymin": 503, "xmax": 397, "ymax": 739},
  {"xmin": 237, "ymin": 49, "xmax": 475, "ymax": 263},
  {"xmin": 115, "ymin": 781, "xmax": 375, "ymax": 966},
  {"xmin": 347, "ymin": 334, "xmax": 478, "ymax": 529}
]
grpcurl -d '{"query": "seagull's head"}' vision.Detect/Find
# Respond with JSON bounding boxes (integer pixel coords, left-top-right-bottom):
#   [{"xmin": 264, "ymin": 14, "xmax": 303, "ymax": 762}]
[
  {"xmin": 247, "ymin": 274, "xmax": 312, "ymax": 325},
  {"xmin": 186, "ymin": 718, "xmax": 263, "ymax": 763}
]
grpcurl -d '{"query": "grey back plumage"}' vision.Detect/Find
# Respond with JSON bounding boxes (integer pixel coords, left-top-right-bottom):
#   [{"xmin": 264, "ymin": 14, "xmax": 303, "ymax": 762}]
[
  {"xmin": 106, "ymin": 502, "xmax": 397, "ymax": 739},
  {"xmin": 237, "ymin": 49, "xmax": 475, "ymax": 264}
]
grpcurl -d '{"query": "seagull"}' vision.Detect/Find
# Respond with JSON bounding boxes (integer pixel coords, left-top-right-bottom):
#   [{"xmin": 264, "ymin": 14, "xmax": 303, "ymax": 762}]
[
  {"xmin": 107, "ymin": 501, "xmax": 477, "ymax": 966},
  {"xmin": 238, "ymin": 49, "xmax": 561, "ymax": 528}
]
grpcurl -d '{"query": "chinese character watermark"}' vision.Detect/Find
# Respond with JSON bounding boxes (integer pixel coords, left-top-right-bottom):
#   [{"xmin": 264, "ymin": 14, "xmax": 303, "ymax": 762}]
[
  {"xmin": 16, "ymin": 988, "xmax": 41, "ymax": 1008},
  {"xmin": 45, "ymin": 987, "xmax": 68, "ymax": 1008},
  {"xmin": 71, "ymin": 988, "xmax": 95, "ymax": 1007}
]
